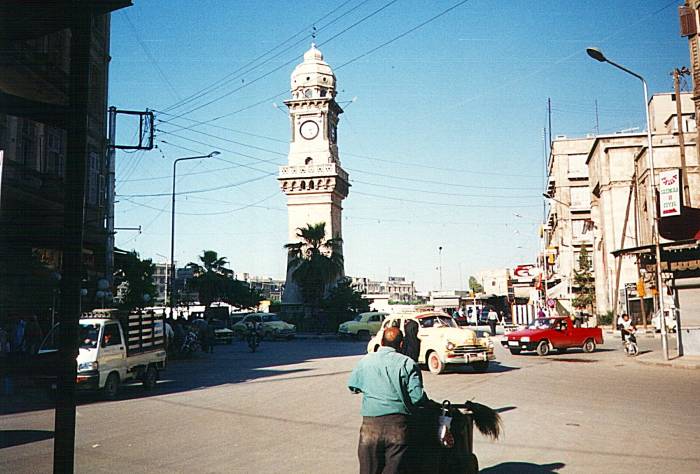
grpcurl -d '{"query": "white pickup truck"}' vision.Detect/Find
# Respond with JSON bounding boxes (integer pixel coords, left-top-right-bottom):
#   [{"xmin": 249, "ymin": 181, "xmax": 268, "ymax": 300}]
[{"xmin": 39, "ymin": 309, "xmax": 167, "ymax": 399}]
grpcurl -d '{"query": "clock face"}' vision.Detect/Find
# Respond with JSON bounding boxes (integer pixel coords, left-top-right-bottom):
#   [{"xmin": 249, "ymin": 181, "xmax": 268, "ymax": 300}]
[{"xmin": 299, "ymin": 120, "xmax": 319, "ymax": 140}]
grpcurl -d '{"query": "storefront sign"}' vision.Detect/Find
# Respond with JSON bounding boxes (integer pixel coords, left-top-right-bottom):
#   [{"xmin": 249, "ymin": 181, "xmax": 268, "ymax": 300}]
[{"xmin": 659, "ymin": 169, "xmax": 681, "ymax": 217}]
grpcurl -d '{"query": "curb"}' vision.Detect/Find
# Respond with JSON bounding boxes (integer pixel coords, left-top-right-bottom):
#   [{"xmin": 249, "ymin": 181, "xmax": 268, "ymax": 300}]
[{"xmin": 633, "ymin": 354, "xmax": 700, "ymax": 370}]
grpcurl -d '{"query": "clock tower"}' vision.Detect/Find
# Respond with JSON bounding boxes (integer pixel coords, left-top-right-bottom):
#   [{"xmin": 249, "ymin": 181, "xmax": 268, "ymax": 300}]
[{"xmin": 279, "ymin": 44, "xmax": 350, "ymax": 304}]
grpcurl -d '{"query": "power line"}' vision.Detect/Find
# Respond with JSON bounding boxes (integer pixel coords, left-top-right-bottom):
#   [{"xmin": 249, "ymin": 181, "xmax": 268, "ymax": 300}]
[
  {"xmin": 117, "ymin": 171, "xmax": 274, "ymax": 198},
  {"xmin": 123, "ymin": 11, "xmax": 181, "ymax": 101},
  {"xmin": 334, "ymin": 0, "xmax": 470, "ymax": 71},
  {"xmin": 162, "ymin": 0, "xmax": 367, "ymax": 114},
  {"xmin": 165, "ymin": 0, "xmax": 395, "ymax": 120},
  {"xmin": 351, "ymin": 178, "xmax": 539, "ymax": 199},
  {"xmin": 352, "ymin": 190, "xmax": 541, "ymax": 208}
]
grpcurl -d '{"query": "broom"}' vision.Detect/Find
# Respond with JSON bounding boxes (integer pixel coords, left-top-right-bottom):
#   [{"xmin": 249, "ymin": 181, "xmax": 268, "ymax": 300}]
[{"xmin": 465, "ymin": 401, "xmax": 503, "ymax": 440}]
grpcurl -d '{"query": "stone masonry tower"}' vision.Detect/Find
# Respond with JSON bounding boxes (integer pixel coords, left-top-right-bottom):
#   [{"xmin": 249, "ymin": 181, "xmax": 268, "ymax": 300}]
[{"xmin": 278, "ymin": 44, "xmax": 350, "ymax": 304}]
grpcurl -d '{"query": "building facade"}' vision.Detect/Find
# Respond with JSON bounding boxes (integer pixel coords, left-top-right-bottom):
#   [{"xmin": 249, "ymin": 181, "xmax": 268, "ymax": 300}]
[
  {"xmin": 543, "ymin": 136, "xmax": 595, "ymax": 313},
  {"xmin": 279, "ymin": 44, "xmax": 350, "ymax": 305},
  {"xmin": 0, "ymin": 14, "xmax": 113, "ymax": 317},
  {"xmin": 350, "ymin": 276, "xmax": 417, "ymax": 303}
]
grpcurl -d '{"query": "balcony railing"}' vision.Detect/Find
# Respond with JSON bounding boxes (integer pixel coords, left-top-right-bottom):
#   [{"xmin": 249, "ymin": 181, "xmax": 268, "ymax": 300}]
[{"xmin": 279, "ymin": 163, "xmax": 348, "ymax": 182}]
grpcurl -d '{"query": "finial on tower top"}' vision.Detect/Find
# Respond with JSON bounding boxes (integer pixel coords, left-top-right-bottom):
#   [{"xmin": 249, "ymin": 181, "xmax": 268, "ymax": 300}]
[{"xmin": 312, "ymin": 24, "xmax": 317, "ymax": 40}]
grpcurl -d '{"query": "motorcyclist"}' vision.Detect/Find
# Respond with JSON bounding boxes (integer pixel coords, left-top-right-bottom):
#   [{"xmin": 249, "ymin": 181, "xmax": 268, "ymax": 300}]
[{"xmin": 620, "ymin": 314, "xmax": 636, "ymax": 346}]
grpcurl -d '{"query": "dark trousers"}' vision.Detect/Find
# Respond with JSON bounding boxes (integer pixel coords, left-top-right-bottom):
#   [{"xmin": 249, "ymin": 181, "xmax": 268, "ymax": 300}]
[
  {"xmin": 358, "ymin": 414, "xmax": 409, "ymax": 474},
  {"xmin": 488, "ymin": 320, "xmax": 497, "ymax": 336}
]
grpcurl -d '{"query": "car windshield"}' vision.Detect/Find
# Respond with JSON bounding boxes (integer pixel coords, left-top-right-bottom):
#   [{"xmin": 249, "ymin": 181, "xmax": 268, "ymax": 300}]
[
  {"xmin": 353, "ymin": 314, "xmax": 363, "ymax": 322},
  {"xmin": 79, "ymin": 323, "xmax": 100, "ymax": 349},
  {"xmin": 265, "ymin": 315, "xmax": 280, "ymax": 322},
  {"xmin": 418, "ymin": 315, "xmax": 458, "ymax": 328}
]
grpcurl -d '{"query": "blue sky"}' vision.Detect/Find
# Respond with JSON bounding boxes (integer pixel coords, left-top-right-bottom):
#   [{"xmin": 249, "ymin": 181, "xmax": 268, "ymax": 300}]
[{"xmin": 110, "ymin": 0, "xmax": 688, "ymax": 291}]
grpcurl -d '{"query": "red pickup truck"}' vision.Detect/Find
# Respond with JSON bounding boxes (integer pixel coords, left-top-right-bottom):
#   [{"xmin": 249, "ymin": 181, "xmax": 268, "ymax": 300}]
[{"xmin": 500, "ymin": 317, "xmax": 603, "ymax": 356}]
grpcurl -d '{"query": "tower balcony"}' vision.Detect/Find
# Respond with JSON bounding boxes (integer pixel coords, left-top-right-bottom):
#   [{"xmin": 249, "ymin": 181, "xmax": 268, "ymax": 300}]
[{"xmin": 279, "ymin": 163, "xmax": 348, "ymax": 183}]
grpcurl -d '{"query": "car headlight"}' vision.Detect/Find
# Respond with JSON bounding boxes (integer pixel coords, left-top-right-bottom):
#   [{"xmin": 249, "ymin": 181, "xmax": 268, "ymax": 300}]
[
  {"xmin": 446, "ymin": 341, "xmax": 456, "ymax": 351},
  {"xmin": 520, "ymin": 337, "xmax": 530, "ymax": 342},
  {"xmin": 78, "ymin": 361, "xmax": 98, "ymax": 372}
]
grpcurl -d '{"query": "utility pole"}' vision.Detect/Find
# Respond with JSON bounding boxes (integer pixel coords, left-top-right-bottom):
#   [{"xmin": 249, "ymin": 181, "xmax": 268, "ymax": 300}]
[
  {"xmin": 54, "ymin": 8, "xmax": 91, "ymax": 472},
  {"xmin": 106, "ymin": 107, "xmax": 117, "ymax": 286},
  {"xmin": 673, "ymin": 67, "xmax": 692, "ymax": 206},
  {"xmin": 594, "ymin": 99, "xmax": 600, "ymax": 134}
]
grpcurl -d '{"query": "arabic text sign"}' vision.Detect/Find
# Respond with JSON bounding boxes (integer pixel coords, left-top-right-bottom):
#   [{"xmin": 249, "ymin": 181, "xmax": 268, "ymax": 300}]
[{"xmin": 659, "ymin": 169, "xmax": 681, "ymax": 217}]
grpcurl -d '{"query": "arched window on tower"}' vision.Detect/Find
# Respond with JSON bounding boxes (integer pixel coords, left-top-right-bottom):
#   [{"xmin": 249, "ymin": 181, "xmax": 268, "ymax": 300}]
[
  {"xmin": 300, "ymin": 181, "xmax": 306, "ymax": 190},
  {"xmin": 305, "ymin": 157, "xmax": 313, "ymax": 165},
  {"xmin": 309, "ymin": 180, "xmax": 315, "ymax": 190},
  {"xmin": 320, "ymin": 89, "xmax": 327, "ymax": 97}
]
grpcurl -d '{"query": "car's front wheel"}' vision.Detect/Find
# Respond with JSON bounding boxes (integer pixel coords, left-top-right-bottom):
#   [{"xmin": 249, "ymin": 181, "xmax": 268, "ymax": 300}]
[
  {"xmin": 536, "ymin": 340, "xmax": 550, "ymax": 356},
  {"xmin": 103, "ymin": 372, "xmax": 120, "ymax": 400},
  {"xmin": 427, "ymin": 351, "xmax": 445, "ymax": 374}
]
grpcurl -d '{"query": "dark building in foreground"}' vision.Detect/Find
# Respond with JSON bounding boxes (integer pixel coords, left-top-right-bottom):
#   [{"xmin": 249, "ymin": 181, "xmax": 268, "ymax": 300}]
[{"xmin": 0, "ymin": 4, "xmax": 123, "ymax": 322}]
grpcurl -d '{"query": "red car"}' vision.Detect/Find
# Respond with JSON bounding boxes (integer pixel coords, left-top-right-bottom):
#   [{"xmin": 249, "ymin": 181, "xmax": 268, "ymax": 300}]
[{"xmin": 500, "ymin": 317, "xmax": 603, "ymax": 356}]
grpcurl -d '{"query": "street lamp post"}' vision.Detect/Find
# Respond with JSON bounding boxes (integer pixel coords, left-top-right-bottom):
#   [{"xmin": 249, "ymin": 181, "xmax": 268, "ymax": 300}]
[
  {"xmin": 438, "ymin": 246, "xmax": 443, "ymax": 291},
  {"xmin": 586, "ymin": 47, "xmax": 668, "ymax": 360},
  {"xmin": 169, "ymin": 152, "xmax": 220, "ymax": 319}
]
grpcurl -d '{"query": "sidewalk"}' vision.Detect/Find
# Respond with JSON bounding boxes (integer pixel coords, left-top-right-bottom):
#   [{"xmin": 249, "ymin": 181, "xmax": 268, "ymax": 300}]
[{"xmin": 606, "ymin": 330, "xmax": 700, "ymax": 370}]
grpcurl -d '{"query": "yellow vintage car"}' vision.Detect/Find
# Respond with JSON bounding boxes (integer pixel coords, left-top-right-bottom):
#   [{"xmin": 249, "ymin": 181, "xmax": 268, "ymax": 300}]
[
  {"xmin": 366, "ymin": 311, "xmax": 494, "ymax": 374},
  {"xmin": 337, "ymin": 312, "xmax": 388, "ymax": 339},
  {"xmin": 232, "ymin": 313, "xmax": 296, "ymax": 340}
]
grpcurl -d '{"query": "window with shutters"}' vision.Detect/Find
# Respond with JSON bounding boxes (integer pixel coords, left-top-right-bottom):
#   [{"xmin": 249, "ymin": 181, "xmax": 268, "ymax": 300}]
[
  {"xmin": 567, "ymin": 154, "xmax": 588, "ymax": 179},
  {"xmin": 570, "ymin": 186, "xmax": 590, "ymax": 211}
]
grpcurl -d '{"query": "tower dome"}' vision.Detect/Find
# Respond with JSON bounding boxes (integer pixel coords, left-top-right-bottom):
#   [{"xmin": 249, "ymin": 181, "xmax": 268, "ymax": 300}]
[{"xmin": 290, "ymin": 43, "xmax": 336, "ymax": 99}]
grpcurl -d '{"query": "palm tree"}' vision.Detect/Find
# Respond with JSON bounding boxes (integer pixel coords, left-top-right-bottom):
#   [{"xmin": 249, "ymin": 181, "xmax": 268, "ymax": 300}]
[
  {"xmin": 284, "ymin": 222, "xmax": 344, "ymax": 314},
  {"xmin": 186, "ymin": 250, "xmax": 233, "ymax": 306}
]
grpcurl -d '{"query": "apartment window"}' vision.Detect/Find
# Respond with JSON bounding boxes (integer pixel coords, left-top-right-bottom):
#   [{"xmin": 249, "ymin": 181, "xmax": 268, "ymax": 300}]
[
  {"xmin": 45, "ymin": 128, "xmax": 65, "ymax": 177},
  {"xmin": 570, "ymin": 186, "xmax": 590, "ymax": 210},
  {"xmin": 19, "ymin": 120, "xmax": 38, "ymax": 171},
  {"xmin": 567, "ymin": 154, "xmax": 588, "ymax": 179}
]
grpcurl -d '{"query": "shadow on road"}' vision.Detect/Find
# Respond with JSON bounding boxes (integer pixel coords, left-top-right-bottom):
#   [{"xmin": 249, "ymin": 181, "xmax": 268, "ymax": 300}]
[
  {"xmin": 1, "ymin": 339, "xmax": 367, "ymax": 416},
  {"xmin": 0, "ymin": 429, "xmax": 54, "ymax": 449},
  {"xmin": 444, "ymin": 361, "xmax": 519, "ymax": 375},
  {"xmin": 481, "ymin": 461, "xmax": 566, "ymax": 473}
]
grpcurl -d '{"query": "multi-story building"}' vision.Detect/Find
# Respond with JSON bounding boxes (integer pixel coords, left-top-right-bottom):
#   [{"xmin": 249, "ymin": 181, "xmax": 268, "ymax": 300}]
[
  {"xmin": 351, "ymin": 276, "xmax": 416, "ymax": 303},
  {"xmin": 543, "ymin": 136, "xmax": 595, "ymax": 314},
  {"xmin": 544, "ymin": 92, "xmax": 700, "ymax": 331},
  {"xmin": 241, "ymin": 273, "xmax": 285, "ymax": 302},
  {"xmin": 0, "ymin": 10, "xmax": 117, "ymax": 319}
]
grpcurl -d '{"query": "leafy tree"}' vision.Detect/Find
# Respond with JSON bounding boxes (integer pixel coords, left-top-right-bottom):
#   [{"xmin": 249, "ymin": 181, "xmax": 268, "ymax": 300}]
[
  {"xmin": 284, "ymin": 222, "xmax": 344, "ymax": 313},
  {"xmin": 468, "ymin": 276, "xmax": 484, "ymax": 294},
  {"xmin": 186, "ymin": 250, "xmax": 261, "ymax": 309},
  {"xmin": 114, "ymin": 250, "xmax": 156, "ymax": 310},
  {"xmin": 321, "ymin": 277, "xmax": 371, "ymax": 323},
  {"xmin": 572, "ymin": 247, "xmax": 595, "ymax": 312}
]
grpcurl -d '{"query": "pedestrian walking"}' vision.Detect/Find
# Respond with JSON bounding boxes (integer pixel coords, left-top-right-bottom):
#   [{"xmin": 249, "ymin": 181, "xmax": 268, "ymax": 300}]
[
  {"xmin": 348, "ymin": 327, "xmax": 427, "ymax": 474},
  {"xmin": 487, "ymin": 308, "xmax": 498, "ymax": 336},
  {"xmin": 401, "ymin": 319, "xmax": 420, "ymax": 363}
]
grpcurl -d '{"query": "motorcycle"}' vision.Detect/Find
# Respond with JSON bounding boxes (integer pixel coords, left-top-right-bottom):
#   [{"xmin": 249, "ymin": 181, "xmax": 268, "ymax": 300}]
[
  {"xmin": 246, "ymin": 322, "xmax": 262, "ymax": 352},
  {"xmin": 623, "ymin": 331, "xmax": 639, "ymax": 357},
  {"xmin": 180, "ymin": 329, "xmax": 201, "ymax": 355}
]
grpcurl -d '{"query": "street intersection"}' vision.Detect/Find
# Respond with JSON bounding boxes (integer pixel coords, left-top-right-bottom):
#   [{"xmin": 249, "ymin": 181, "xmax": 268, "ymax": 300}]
[{"xmin": 2, "ymin": 336, "xmax": 699, "ymax": 473}]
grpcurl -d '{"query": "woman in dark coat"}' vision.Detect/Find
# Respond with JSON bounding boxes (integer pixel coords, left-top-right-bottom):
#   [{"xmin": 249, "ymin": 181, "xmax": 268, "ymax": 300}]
[{"xmin": 402, "ymin": 319, "xmax": 421, "ymax": 363}]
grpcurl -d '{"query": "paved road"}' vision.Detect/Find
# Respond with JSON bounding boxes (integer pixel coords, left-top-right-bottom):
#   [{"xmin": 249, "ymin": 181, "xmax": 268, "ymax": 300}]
[{"xmin": 1, "ymin": 336, "xmax": 699, "ymax": 473}]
